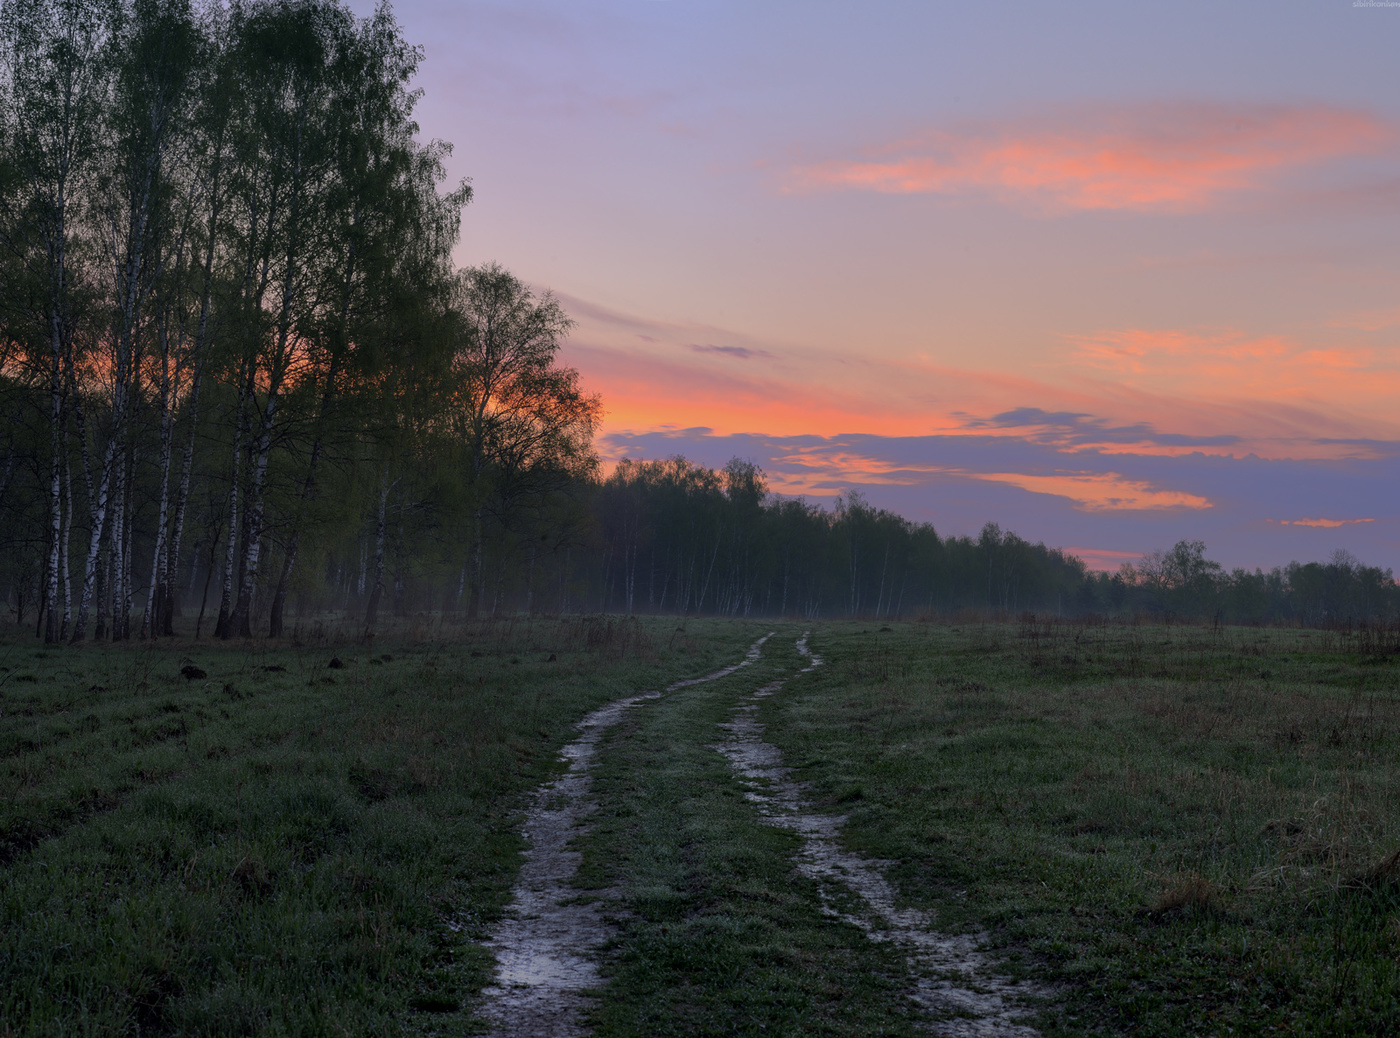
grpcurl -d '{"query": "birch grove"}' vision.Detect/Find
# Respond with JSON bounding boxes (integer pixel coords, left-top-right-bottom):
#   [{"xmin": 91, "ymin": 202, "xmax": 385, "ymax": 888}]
[{"xmin": 0, "ymin": 0, "xmax": 604, "ymax": 642}]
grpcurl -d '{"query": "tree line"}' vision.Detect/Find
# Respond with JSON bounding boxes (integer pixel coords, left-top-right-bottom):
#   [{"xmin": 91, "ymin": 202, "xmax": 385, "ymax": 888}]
[
  {"xmin": 0, "ymin": 0, "xmax": 1392, "ymax": 639},
  {"xmin": 587, "ymin": 457, "xmax": 1090, "ymax": 620},
  {"xmin": 585, "ymin": 461, "xmax": 1398, "ymax": 624},
  {"xmin": 1096, "ymin": 540, "xmax": 1398, "ymax": 626}
]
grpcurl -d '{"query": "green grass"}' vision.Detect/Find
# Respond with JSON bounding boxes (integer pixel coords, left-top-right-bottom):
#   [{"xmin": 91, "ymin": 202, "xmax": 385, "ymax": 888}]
[
  {"xmin": 575, "ymin": 630, "xmax": 922, "ymax": 1037},
  {"xmin": 6, "ymin": 615, "xmax": 1399, "ymax": 1036},
  {"xmin": 0, "ymin": 615, "xmax": 755, "ymax": 1036},
  {"xmin": 765, "ymin": 620, "xmax": 1400, "ymax": 1036}
]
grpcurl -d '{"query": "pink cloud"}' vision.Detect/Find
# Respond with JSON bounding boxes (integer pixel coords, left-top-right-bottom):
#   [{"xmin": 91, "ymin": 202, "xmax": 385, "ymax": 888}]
[
  {"xmin": 1268, "ymin": 517, "xmax": 1376, "ymax": 528},
  {"xmin": 1064, "ymin": 326, "xmax": 1400, "ymax": 418},
  {"xmin": 558, "ymin": 292, "xmax": 1400, "ymax": 463},
  {"xmin": 769, "ymin": 447, "xmax": 1211, "ymax": 512},
  {"xmin": 974, "ymin": 471, "xmax": 1211, "ymax": 512},
  {"xmin": 1062, "ymin": 547, "xmax": 1145, "ymax": 573},
  {"xmin": 786, "ymin": 103, "xmax": 1392, "ymax": 212}
]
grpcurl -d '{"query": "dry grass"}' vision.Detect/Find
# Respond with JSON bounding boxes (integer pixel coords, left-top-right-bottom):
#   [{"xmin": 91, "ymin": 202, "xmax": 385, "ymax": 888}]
[{"xmin": 1152, "ymin": 872, "xmax": 1219, "ymax": 918}]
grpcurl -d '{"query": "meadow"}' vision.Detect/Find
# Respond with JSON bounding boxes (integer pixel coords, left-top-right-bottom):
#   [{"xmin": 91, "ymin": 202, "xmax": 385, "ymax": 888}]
[
  {"xmin": 764, "ymin": 619, "xmax": 1400, "ymax": 1036},
  {"xmin": 0, "ymin": 616, "xmax": 755, "ymax": 1035},
  {"xmin": 1, "ymin": 616, "xmax": 1397, "ymax": 1036}
]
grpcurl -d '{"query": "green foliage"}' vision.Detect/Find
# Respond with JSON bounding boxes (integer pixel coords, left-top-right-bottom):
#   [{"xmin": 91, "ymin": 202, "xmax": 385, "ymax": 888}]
[{"xmin": 0, "ymin": 0, "xmax": 607, "ymax": 643}]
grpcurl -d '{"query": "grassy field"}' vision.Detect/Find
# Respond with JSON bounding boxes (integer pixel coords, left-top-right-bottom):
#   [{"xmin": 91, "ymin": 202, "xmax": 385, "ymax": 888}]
[
  {"xmin": 0, "ymin": 615, "xmax": 756, "ymax": 1036},
  {"xmin": 2, "ymin": 615, "xmax": 1397, "ymax": 1036},
  {"xmin": 765, "ymin": 619, "xmax": 1400, "ymax": 1036}
]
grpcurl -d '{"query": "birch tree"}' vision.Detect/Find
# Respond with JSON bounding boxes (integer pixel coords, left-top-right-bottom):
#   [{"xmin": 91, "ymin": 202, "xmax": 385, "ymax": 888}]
[
  {"xmin": 0, "ymin": 0, "xmax": 112, "ymax": 642},
  {"xmin": 448, "ymin": 263, "xmax": 599, "ymax": 616},
  {"xmin": 213, "ymin": 0, "xmax": 348, "ymax": 638},
  {"xmin": 264, "ymin": 4, "xmax": 466, "ymax": 637}
]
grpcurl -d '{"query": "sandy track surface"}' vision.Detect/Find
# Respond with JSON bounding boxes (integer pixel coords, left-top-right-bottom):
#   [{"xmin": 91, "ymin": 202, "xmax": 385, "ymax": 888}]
[
  {"xmin": 714, "ymin": 634, "xmax": 1049, "ymax": 1037},
  {"xmin": 475, "ymin": 636, "xmax": 771, "ymax": 1037}
]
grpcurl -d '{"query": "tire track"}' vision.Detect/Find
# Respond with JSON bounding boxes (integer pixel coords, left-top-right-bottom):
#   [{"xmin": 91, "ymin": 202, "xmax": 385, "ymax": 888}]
[
  {"xmin": 475, "ymin": 634, "xmax": 772, "ymax": 1038},
  {"xmin": 714, "ymin": 634, "xmax": 1050, "ymax": 1036}
]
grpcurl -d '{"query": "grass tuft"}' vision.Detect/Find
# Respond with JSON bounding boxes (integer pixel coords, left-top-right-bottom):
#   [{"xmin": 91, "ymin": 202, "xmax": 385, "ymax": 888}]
[{"xmin": 1151, "ymin": 872, "xmax": 1219, "ymax": 919}]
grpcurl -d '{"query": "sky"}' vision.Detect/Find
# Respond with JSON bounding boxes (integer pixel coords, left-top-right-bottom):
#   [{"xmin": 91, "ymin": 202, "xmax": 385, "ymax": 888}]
[{"xmin": 364, "ymin": 0, "xmax": 1400, "ymax": 572}]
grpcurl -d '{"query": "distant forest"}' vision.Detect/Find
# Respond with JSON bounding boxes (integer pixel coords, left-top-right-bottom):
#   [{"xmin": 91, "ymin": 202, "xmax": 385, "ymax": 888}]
[
  {"xmin": 590, "ymin": 462, "xmax": 1399, "ymax": 625},
  {"xmin": 0, "ymin": 0, "xmax": 1393, "ymax": 642}
]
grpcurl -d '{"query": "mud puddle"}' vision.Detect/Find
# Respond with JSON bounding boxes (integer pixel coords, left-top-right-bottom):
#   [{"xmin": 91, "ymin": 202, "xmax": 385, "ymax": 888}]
[
  {"xmin": 475, "ymin": 635, "xmax": 772, "ymax": 1037},
  {"xmin": 715, "ymin": 634, "xmax": 1049, "ymax": 1036}
]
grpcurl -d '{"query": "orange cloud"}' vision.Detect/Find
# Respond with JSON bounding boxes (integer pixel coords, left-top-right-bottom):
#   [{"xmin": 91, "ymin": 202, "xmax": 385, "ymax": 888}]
[
  {"xmin": 773, "ymin": 448, "xmax": 929, "ymax": 484},
  {"xmin": 768, "ymin": 448, "xmax": 1211, "ymax": 512},
  {"xmin": 787, "ymin": 104, "xmax": 1392, "ymax": 212},
  {"xmin": 974, "ymin": 472, "xmax": 1211, "ymax": 511},
  {"xmin": 1062, "ymin": 547, "xmax": 1145, "ymax": 573},
  {"xmin": 573, "ymin": 337, "xmax": 1397, "ymax": 463},
  {"xmin": 1064, "ymin": 327, "xmax": 1400, "ymax": 417},
  {"xmin": 1069, "ymin": 328, "xmax": 1293, "ymax": 372},
  {"xmin": 559, "ymin": 293, "xmax": 1400, "ymax": 463},
  {"xmin": 571, "ymin": 344, "xmax": 946, "ymax": 441},
  {"xmin": 1269, "ymin": 517, "xmax": 1377, "ymax": 528}
]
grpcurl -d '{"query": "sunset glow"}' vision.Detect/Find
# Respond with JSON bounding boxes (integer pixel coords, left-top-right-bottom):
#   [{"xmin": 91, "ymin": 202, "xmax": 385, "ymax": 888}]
[
  {"xmin": 1271, "ymin": 518, "xmax": 1377, "ymax": 529},
  {"xmin": 392, "ymin": 0, "xmax": 1400, "ymax": 571},
  {"xmin": 786, "ymin": 105, "xmax": 1391, "ymax": 212}
]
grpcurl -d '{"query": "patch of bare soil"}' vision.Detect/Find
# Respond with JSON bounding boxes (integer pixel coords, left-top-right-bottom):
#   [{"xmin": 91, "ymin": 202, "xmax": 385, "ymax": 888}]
[
  {"xmin": 714, "ymin": 635, "xmax": 1050, "ymax": 1037},
  {"xmin": 474, "ymin": 635, "xmax": 772, "ymax": 1037}
]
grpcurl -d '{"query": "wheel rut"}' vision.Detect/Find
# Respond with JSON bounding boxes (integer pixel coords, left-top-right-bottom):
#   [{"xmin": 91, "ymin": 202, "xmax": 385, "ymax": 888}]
[
  {"xmin": 474, "ymin": 635, "xmax": 772, "ymax": 1037},
  {"xmin": 714, "ymin": 634, "xmax": 1051, "ymax": 1036}
]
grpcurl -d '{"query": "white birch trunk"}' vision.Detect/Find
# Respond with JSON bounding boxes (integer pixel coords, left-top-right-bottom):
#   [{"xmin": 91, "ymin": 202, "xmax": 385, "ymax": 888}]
[
  {"xmin": 162, "ymin": 360, "xmax": 202, "ymax": 635},
  {"xmin": 44, "ymin": 327, "xmax": 63, "ymax": 643},
  {"xmin": 60, "ymin": 436, "xmax": 73, "ymax": 638},
  {"xmin": 141, "ymin": 329, "xmax": 175, "ymax": 639},
  {"xmin": 363, "ymin": 475, "xmax": 389, "ymax": 634}
]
